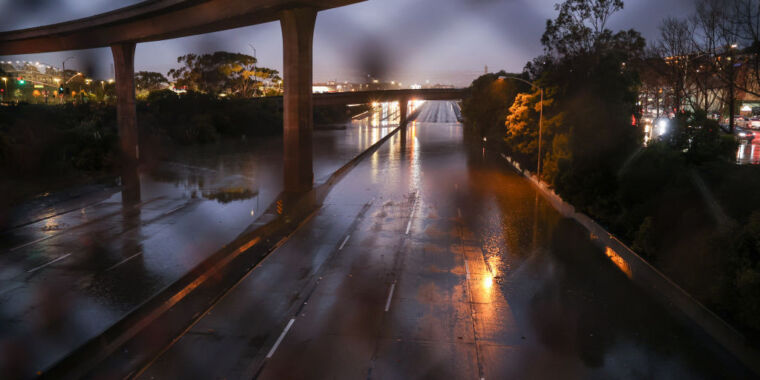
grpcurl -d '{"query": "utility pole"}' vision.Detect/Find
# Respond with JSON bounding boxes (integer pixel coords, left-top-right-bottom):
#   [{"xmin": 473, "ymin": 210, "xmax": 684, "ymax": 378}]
[
  {"xmin": 249, "ymin": 44, "xmax": 257, "ymax": 97},
  {"xmin": 62, "ymin": 56, "xmax": 74, "ymax": 102}
]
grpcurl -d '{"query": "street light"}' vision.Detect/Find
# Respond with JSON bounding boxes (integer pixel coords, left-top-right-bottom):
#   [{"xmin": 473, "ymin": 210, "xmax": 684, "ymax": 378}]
[
  {"xmin": 249, "ymin": 44, "xmax": 258, "ymax": 96},
  {"xmin": 62, "ymin": 56, "xmax": 75, "ymax": 82},
  {"xmin": 498, "ymin": 75, "xmax": 545, "ymax": 181},
  {"xmin": 65, "ymin": 72, "xmax": 83, "ymax": 84}
]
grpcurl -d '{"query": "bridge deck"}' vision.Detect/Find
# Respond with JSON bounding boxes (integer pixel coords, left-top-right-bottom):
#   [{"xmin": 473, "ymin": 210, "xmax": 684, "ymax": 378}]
[
  {"xmin": 0, "ymin": 0, "xmax": 363, "ymax": 55},
  {"xmin": 313, "ymin": 89, "xmax": 468, "ymax": 106}
]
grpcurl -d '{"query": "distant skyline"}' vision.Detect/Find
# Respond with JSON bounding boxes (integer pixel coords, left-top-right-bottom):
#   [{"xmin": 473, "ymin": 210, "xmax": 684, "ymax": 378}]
[{"xmin": 0, "ymin": 0, "xmax": 694, "ymax": 86}]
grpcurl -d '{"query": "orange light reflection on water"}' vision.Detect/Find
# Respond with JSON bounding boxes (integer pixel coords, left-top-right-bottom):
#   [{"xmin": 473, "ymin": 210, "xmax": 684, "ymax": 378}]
[{"xmin": 605, "ymin": 247, "xmax": 632, "ymax": 279}]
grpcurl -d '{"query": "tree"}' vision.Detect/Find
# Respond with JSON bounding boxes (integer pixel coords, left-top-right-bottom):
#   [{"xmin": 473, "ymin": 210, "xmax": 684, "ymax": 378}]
[
  {"xmin": 135, "ymin": 71, "xmax": 168, "ymax": 92},
  {"xmin": 688, "ymin": 0, "xmax": 745, "ymax": 131},
  {"xmin": 461, "ymin": 71, "xmax": 529, "ymax": 140},
  {"xmin": 638, "ymin": 52, "xmax": 669, "ymax": 117},
  {"xmin": 505, "ymin": 92, "xmax": 541, "ymax": 160},
  {"xmin": 518, "ymin": 0, "xmax": 643, "ymax": 214},
  {"xmin": 504, "ymin": 89, "xmax": 563, "ymax": 171},
  {"xmin": 168, "ymin": 51, "xmax": 277, "ymax": 97},
  {"xmin": 723, "ymin": 0, "xmax": 760, "ymax": 99},
  {"xmin": 654, "ymin": 17, "xmax": 693, "ymax": 115},
  {"xmin": 541, "ymin": 0, "xmax": 624, "ymax": 57}
]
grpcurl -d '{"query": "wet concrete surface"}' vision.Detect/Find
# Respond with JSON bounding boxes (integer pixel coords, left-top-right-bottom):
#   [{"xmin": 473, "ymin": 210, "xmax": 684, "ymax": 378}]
[
  {"xmin": 0, "ymin": 102, "xmax": 406, "ymax": 377},
  {"xmin": 737, "ymin": 140, "xmax": 760, "ymax": 165},
  {"xmin": 139, "ymin": 101, "xmax": 752, "ymax": 379}
]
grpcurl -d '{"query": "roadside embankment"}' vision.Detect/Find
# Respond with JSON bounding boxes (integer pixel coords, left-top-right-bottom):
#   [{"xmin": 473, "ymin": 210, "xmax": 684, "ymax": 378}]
[{"xmin": 500, "ymin": 153, "xmax": 760, "ymax": 376}]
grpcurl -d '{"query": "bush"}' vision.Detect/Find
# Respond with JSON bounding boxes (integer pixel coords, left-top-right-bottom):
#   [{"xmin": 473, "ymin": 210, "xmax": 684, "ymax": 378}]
[
  {"xmin": 665, "ymin": 111, "xmax": 738, "ymax": 164},
  {"xmin": 719, "ymin": 210, "xmax": 760, "ymax": 335},
  {"xmin": 0, "ymin": 103, "xmax": 118, "ymax": 177}
]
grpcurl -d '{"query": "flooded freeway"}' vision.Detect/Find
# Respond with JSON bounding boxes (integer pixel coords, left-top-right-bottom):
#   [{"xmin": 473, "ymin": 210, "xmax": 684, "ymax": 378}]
[
  {"xmin": 138, "ymin": 101, "xmax": 751, "ymax": 379},
  {"xmin": 0, "ymin": 102, "xmax": 405, "ymax": 377}
]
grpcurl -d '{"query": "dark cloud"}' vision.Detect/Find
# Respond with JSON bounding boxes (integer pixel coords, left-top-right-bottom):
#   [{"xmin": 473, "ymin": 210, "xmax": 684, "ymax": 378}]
[{"xmin": 0, "ymin": 0, "xmax": 696, "ymax": 85}]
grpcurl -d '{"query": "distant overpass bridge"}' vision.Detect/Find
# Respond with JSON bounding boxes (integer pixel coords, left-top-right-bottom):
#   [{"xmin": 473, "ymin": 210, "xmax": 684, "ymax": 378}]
[
  {"xmin": 313, "ymin": 89, "xmax": 468, "ymax": 105},
  {"xmin": 0, "ymin": 0, "xmax": 469, "ymax": 196},
  {"xmin": 314, "ymin": 88, "xmax": 468, "ymax": 124}
]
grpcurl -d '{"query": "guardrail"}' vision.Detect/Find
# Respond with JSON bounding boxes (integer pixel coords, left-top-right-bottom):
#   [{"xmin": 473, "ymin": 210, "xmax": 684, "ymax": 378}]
[{"xmin": 500, "ymin": 152, "xmax": 760, "ymax": 376}]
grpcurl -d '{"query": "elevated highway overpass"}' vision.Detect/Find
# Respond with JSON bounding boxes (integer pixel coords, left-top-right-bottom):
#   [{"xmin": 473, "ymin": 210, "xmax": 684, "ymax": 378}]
[
  {"xmin": 316, "ymin": 88, "xmax": 468, "ymax": 124},
  {"xmin": 0, "ymin": 0, "xmax": 469, "ymax": 197},
  {"xmin": 0, "ymin": 0, "xmax": 366, "ymax": 198}
]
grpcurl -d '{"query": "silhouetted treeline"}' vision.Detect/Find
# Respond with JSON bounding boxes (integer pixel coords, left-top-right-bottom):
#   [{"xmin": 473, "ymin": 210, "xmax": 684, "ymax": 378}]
[{"xmin": 0, "ymin": 90, "xmax": 361, "ymax": 191}]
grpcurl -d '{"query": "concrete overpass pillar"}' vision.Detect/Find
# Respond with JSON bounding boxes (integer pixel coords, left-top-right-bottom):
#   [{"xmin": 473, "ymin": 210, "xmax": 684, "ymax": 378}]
[
  {"xmin": 399, "ymin": 97, "xmax": 409, "ymax": 127},
  {"xmin": 111, "ymin": 42, "xmax": 141, "ymax": 204},
  {"xmin": 280, "ymin": 8, "xmax": 317, "ymax": 194}
]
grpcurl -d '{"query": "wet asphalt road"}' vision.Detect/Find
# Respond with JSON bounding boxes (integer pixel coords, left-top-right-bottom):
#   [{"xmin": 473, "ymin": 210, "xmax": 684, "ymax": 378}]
[
  {"xmin": 0, "ymin": 103, "xmax": 405, "ymax": 377},
  {"xmin": 139, "ymin": 101, "xmax": 751, "ymax": 379}
]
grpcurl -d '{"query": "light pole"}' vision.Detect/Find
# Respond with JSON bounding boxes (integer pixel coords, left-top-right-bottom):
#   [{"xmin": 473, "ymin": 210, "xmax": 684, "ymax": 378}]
[
  {"xmin": 498, "ymin": 75, "xmax": 544, "ymax": 181},
  {"xmin": 65, "ymin": 72, "xmax": 83, "ymax": 84},
  {"xmin": 249, "ymin": 44, "xmax": 257, "ymax": 97},
  {"xmin": 62, "ymin": 57, "xmax": 75, "ymax": 81},
  {"xmin": 62, "ymin": 57, "xmax": 75, "ymax": 101}
]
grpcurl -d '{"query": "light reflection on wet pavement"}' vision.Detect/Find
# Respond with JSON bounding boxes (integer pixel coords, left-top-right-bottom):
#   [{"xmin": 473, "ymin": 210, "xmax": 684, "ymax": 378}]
[
  {"xmin": 141, "ymin": 101, "xmax": 750, "ymax": 379},
  {"xmin": 0, "ymin": 103, "xmax": 403, "ymax": 376},
  {"xmin": 737, "ymin": 141, "xmax": 760, "ymax": 165}
]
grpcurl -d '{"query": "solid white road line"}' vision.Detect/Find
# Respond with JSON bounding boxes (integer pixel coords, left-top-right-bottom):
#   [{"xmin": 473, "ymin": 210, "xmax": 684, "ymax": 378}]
[
  {"xmin": 266, "ymin": 318, "xmax": 296, "ymax": 359},
  {"xmin": 384, "ymin": 282, "xmax": 397, "ymax": 312},
  {"xmin": 405, "ymin": 194, "xmax": 418, "ymax": 235},
  {"xmin": 165, "ymin": 205, "xmax": 186, "ymax": 215},
  {"xmin": 338, "ymin": 235, "xmax": 350, "ymax": 250},
  {"xmin": 105, "ymin": 251, "xmax": 144, "ymax": 272},
  {"xmin": 26, "ymin": 253, "xmax": 71, "ymax": 273},
  {"xmin": 464, "ymin": 260, "xmax": 470, "ymax": 280}
]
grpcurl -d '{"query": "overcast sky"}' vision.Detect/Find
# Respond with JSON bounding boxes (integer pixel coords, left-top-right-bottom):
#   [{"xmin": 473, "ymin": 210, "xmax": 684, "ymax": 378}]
[{"xmin": 0, "ymin": 0, "xmax": 695, "ymax": 86}]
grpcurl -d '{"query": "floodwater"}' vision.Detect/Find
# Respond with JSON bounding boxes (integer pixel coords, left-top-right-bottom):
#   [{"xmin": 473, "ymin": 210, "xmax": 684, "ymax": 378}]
[
  {"xmin": 737, "ymin": 140, "xmax": 760, "ymax": 165},
  {"xmin": 140, "ymin": 101, "xmax": 750, "ymax": 379},
  {"xmin": 0, "ymin": 102, "xmax": 406, "ymax": 377}
]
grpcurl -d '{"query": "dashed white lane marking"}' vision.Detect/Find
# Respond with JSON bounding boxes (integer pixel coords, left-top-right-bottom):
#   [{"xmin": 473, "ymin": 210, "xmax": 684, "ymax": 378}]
[
  {"xmin": 26, "ymin": 253, "xmax": 71, "ymax": 273},
  {"xmin": 457, "ymin": 208, "xmax": 462, "ymax": 218},
  {"xmin": 11, "ymin": 235, "xmax": 55, "ymax": 252},
  {"xmin": 105, "ymin": 251, "xmax": 143, "ymax": 272},
  {"xmin": 464, "ymin": 260, "xmax": 470, "ymax": 280},
  {"xmin": 384, "ymin": 282, "xmax": 397, "ymax": 312},
  {"xmin": 10, "ymin": 199, "xmax": 184, "ymax": 253},
  {"xmin": 338, "ymin": 235, "xmax": 350, "ymax": 250},
  {"xmin": 266, "ymin": 318, "xmax": 295, "ymax": 359}
]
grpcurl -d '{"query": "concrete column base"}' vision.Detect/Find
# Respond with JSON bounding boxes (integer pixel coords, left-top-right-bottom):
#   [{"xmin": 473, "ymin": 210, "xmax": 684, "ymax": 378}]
[
  {"xmin": 280, "ymin": 8, "xmax": 317, "ymax": 193},
  {"xmin": 111, "ymin": 42, "xmax": 141, "ymax": 204},
  {"xmin": 399, "ymin": 97, "xmax": 408, "ymax": 127}
]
